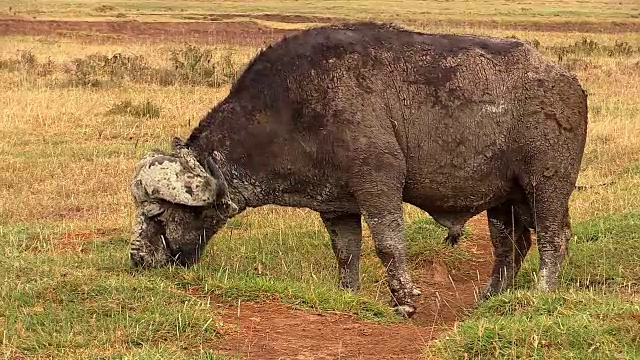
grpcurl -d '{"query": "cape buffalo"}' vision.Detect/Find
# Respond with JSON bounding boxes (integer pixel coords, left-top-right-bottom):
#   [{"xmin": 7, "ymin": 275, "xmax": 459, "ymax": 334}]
[{"xmin": 129, "ymin": 22, "xmax": 588, "ymax": 318}]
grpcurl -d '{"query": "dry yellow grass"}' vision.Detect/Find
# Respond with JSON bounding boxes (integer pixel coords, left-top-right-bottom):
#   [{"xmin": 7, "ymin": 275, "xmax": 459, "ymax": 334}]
[
  {"xmin": 0, "ymin": 31, "xmax": 638, "ymax": 230},
  {"xmin": 4, "ymin": 0, "xmax": 640, "ymax": 23}
]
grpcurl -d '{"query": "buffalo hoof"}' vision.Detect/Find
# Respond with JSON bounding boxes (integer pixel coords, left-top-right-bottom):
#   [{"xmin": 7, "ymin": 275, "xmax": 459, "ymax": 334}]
[
  {"xmin": 394, "ymin": 304, "xmax": 416, "ymax": 319},
  {"xmin": 478, "ymin": 286, "xmax": 495, "ymax": 302}
]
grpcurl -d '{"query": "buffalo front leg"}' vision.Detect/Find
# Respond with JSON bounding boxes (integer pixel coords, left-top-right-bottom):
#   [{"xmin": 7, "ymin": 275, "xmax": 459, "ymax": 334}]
[
  {"xmin": 342, "ymin": 126, "xmax": 416, "ymax": 317},
  {"xmin": 320, "ymin": 212, "xmax": 363, "ymax": 292},
  {"xmin": 366, "ymin": 209, "xmax": 416, "ymax": 318},
  {"xmin": 481, "ymin": 203, "xmax": 532, "ymax": 300},
  {"xmin": 353, "ymin": 197, "xmax": 416, "ymax": 318}
]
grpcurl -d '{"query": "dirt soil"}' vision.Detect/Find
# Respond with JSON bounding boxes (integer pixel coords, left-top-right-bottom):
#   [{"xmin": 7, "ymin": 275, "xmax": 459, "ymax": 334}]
[
  {"xmin": 0, "ymin": 17, "xmax": 637, "ymax": 47},
  {"xmin": 53, "ymin": 228, "xmax": 120, "ymax": 253},
  {"xmin": 0, "ymin": 18, "xmax": 298, "ymax": 46},
  {"xmin": 213, "ymin": 214, "xmax": 495, "ymax": 360},
  {"xmin": 205, "ymin": 13, "xmax": 345, "ymax": 25}
]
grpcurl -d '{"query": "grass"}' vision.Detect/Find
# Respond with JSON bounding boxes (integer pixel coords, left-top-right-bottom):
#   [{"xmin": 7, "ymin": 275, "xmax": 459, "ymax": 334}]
[
  {"xmin": 0, "ymin": 1, "xmax": 639, "ymax": 358},
  {"xmin": 0, "ymin": 46, "xmax": 244, "ymax": 89},
  {"xmin": 107, "ymin": 99, "xmax": 162, "ymax": 119},
  {"xmin": 3, "ymin": 0, "xmax": 640, "ymax": 23},
  {"xmin": 0, "ymin": 226, "xmax": 228, "ymax": 359},
  {"xmin": 428, "ymin": 291, "xmax": 640, "ymax": 359},
  {"xmin": 428, "ymin": 211, "xmax": 640, "ymax": 359}
]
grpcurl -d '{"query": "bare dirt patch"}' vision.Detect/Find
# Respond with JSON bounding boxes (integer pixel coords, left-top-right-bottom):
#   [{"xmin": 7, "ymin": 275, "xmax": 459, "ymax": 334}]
[
  {"xmin": 213, "ymin": 214, "xmax": 494, "ymax": 359},
  {"xmin": 54, "ymin": 228, "xmax": 120, "ymax": 253},
  {"xmin": 0, "ymin": 18, "xmax": 297, "ymax": 45},
  {"xmin": 216, "ymin": 300, "xmax": 432, "ymax": 360},
  {"xmin": 205, "ymin": 13, "xmax": 345, "ymax": 24},
  {"xmin": 1, "ymin": 18, "xmax": 637, "ymax": 48},
  {"xmin": 409, "ymin": 214, "xmax": 493, "ymax": 327}
]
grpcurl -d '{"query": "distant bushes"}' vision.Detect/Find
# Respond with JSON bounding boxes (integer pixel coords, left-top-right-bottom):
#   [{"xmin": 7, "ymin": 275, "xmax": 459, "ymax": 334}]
[
  {"xmin": 168, "ymin": 45, "xmax": 239, "ymax": 87},
  {"xmin": 547, "ymin": 38, "xmax": 637, "ymax": 61},
  {"xmin": 93, "ymin": 4, "xmax": 118, "ymax": 13},
  {"xmin": 547, "ymin": 38, "xmax": 637, "ymax": 72},
  {"xmin": 504, "ymin": 35, "xmax": 638, "ymax": 59},
  {"xmin": 64, "ymin": 53, "xmax": 151, "ymax": 87},
  {"xmin": 1, "ymin": 38, "xmax": 637, "ymax": 87},
  {"xmin": 0, "ymin": 46, "xmax": 242, "ymax": 88},
  {"xmin": 0, "ymin": 49, "xmax": 55, "ymax": 77},
  {"xmin": 504, "ymin": 35, "xmax": 639, "ymax": 72}
]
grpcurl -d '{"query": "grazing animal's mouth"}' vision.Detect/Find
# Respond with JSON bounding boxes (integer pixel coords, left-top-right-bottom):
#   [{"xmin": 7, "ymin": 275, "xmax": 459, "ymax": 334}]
[
  {"xmin": 129, "ymin": 214, "xmax": 170, "ymax": 268},
  {"xmin": 129, "ymin": 202, "xmax": 233, "ymax": 270}
]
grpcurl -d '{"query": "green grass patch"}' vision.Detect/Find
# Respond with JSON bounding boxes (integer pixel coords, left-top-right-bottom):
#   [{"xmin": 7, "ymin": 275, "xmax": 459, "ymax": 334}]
[
  {"xmin": 563, "ymin": 210, "xmax": 640, "ymax": 289},
  {"xmin": 0, "ymin": 226, "xmax": 226, "ymax": 359},
  {"xmin": 513, "ymin": 210, "xmax": 640, "ymax": 291},
  {"xmin": 428, "ymin": 210, "xmax": 640, "ymax": 359},
  {"xmin": 428, "ymin": 291, "xmax": 640, "ymax": 359}
]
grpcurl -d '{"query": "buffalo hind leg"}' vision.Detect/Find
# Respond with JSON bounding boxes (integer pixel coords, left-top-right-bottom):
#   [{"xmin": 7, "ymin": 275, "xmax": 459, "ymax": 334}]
[
  {"xmin": 481, "ymin": 203, "xmax": 532, "ymax": 300},
  {"xmin": 320, "ymin": 212, "xmax": 363, "ymax": 292},
  {"xmin": 535, "ymin": 198, "xmax": 572, "ymax": 293}
]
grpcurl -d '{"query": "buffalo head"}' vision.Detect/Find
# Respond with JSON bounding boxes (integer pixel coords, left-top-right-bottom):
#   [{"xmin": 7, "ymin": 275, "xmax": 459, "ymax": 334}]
[{"xmin": 128, "ymin": 140, "xmax": 237, "ymax": 268}]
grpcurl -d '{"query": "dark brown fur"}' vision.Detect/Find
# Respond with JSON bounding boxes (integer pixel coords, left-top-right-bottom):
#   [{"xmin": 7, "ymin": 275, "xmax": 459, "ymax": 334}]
[{"xmin": 148, "ymin": 22, "xmax": 587, "ymax": 317}]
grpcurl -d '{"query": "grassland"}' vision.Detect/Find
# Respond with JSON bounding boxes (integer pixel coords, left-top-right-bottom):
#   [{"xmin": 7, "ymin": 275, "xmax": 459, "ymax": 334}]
[
  {"xmin": 3, "ymin": 0, "xmax": 640, "ymax": 23},
  {"xmin": 1, "ymin": 0, "xmax": 639, "ymax": 359}
]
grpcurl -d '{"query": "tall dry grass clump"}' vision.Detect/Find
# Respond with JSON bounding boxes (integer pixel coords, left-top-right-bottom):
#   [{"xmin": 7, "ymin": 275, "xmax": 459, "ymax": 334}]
[{"xmin": 0, "ymin": 45, "xmax": 245, "ymax": 89}]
